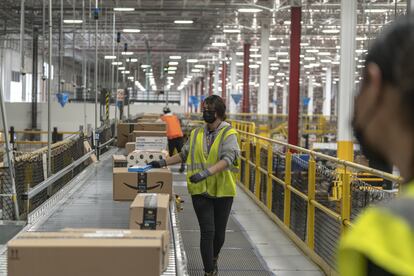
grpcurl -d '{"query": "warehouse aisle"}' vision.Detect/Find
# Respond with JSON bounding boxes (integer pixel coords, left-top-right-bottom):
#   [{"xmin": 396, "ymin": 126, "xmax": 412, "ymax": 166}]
[{"xmin": 173, "ymin": 169, "xmax": 323, "ymax": 276}]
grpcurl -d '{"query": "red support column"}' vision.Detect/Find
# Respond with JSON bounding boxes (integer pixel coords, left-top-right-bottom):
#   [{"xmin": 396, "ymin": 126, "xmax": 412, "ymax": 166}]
[
  {"xmin": 221, "ymin": 62, "xmax": 227, "ymax": 104},
  {"xmin": 242, "ymin": 43, "xmax": 250, "ymax": 113},
  {"xmin": 288, "ymin": 6, "xmax": 301, "ymax": 146},
  {"xmin": 208, "ymin": 70, "xmax": 213, "ymax": 96}
]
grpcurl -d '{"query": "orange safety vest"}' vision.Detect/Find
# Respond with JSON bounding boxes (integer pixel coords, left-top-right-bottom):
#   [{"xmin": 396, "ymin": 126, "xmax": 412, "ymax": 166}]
[{"xmin": 161, "ymin": 114, "xmax": 183, "ymax": 139}]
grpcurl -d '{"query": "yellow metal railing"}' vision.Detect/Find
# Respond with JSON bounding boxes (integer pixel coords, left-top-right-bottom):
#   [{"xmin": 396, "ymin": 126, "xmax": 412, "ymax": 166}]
[{"xmin": 230, "ymin": 124, "xmax": 401, "ymax": 275}]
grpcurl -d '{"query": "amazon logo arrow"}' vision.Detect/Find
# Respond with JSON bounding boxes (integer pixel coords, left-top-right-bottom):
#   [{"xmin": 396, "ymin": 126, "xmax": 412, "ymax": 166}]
[{"xmin": 123, "ymin": 181, "xmax": 164, "ymax": 191}]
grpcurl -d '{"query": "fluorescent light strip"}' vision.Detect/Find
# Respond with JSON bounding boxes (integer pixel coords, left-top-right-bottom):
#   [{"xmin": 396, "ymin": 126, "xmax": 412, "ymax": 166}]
[
  {"xmin": 212, "ymin": 42, "xmax": 226, "ymax": 47},
  {"xmin": 223, "ymin": 29, "xmax": 240, "ymax": 33},
  {"xmin": 123, "ymin": 29, "xmax": 140, "ymax": 33},
  {"xmin": 174, "ymin": 20, "xmax": 194, "ymax": 24},
  {"xmin": 63, "ymin": 19, "xmax": 83, "ymax": 24},
  {"xmin": 194, "ymin": 64, "xmax": 206, "ymax": 69},
  {"xmin": 121, "ymin": 52, "xmax": 134, "ymax": 56},
  {"xmin": 104, "ymin": 56, "xmax": 116, "ymax": 60},
  {"xmin": 168, "ymin": 61, "xmax": 179, "ymax": 66},
  {"xmin": 169, "ymin": 55, "xmax": 182, "ymax": 60},
  {"xmin": 186, "ymin": 59, "xmax": 198, "ymax": 63},
  {"xmin": 113, "ymin": 8, "xmax": 135, "ymax": 11},
  {"xmin": 238, "ymin": 8, "xmax": 262, "ymax": 13}
]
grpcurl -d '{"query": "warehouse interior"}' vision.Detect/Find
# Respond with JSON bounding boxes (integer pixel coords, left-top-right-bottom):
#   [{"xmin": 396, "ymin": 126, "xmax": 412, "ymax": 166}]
[{"xmin": 0, "ymin": 0, "xmax": 409, "ymax": 275}]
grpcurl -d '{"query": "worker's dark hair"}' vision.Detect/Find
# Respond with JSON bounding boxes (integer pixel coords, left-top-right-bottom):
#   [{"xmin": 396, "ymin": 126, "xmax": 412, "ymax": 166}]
[
  {"xmin": 203, "ymin": 95, "xmax": 227, "ymax": 121},
  {"xmin": 364, "ymin": 16, "xmax": 414, "ymax": 122}
]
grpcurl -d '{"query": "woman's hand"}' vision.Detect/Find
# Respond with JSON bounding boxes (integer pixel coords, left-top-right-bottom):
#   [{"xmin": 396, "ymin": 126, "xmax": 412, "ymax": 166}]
[{"xmin": 189, "ymin": 169, "xmax": 211, "ymax": 183}]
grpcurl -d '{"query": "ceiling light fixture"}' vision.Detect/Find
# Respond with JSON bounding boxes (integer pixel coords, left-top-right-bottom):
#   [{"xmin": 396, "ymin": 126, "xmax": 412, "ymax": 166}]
[
  {"xmin": 317, "ymin": 52, "xmax": 331, "ymax": 56},
  {"xmin": 63, "ymin": 19, "xmax": 83, "ymax": 24},
  {"xmin": 186, "ymin": 59, "xmax": 198, "ymax": 63},
  {"xmin": 123, "ymin": 29, "xmax": 140, "ymax": 33},
  {"xmin": 194, "ymin": 64, "xmax": 206, "ymax": 69},
  {"xmin": 168, "ymin": 66, "xmax": 178, "ymax": 71},
  {"xmin": 223, "ymin": 29, "xmax": 241, "ymax": 33},
  {"xmin": 269, "ymin": 57, "xmax": 278, "ymax": 61},
  {"xmin": 212, "ymin": 42, "xmax": 227, "ymax": 47},
  {"xmin": 118, "ymin": 67, "xmax": 126, "ymax": 70},
  {"xmin": 322, "ymin": 29, "xmax": 340, "ymax": 34},
  {"xmin": 275, "ymin": 52, "xmax": 288, "ymax": 56},
  {"xmin": 127, "ymin": 58, "xmax": 138, "ymax": 63},
  {"xmin": 141, "ymin": 64, "xmax": 151, "ymax": 69},
  {"xmin": 306, "ymin": 49, "xmax": 319, "ymax": 53},
  {"xmin": 174, "ymin": 20, "xmax": 194, "ymax": 24},
  {"xmin": 113, "ymin": 7, "xmax": 135, "ymax": 11},
  {"xmin": 121, "ymin": 52, "xmax": 134, "ymax": 56},
  {"xmin": 249, "ymin": 64, "xmax": 260, "ymax": 69},
  {"xmin": 169, "ymin": 55, "xmax": 182, "ymax": 60},
  {"xmin": 112, "ymin": 62, "xmax": 122, "ymax": 65},
  {"xmin": 168, "ymin": 61, "xmax": 179, "ymax": 66},
  {"xmin": 104, "ymin": 56, "xmax": 116, "ymax": 60},
  {"xmin": 236, "ymin": 52, "xmax": 244, "ymax": 56}
]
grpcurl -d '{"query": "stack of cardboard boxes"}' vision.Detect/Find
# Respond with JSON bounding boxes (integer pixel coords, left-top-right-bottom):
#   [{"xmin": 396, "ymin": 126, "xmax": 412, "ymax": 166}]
[{"xmin": 7, "ymin": 116, "xmax": 174, "ymax": 276}]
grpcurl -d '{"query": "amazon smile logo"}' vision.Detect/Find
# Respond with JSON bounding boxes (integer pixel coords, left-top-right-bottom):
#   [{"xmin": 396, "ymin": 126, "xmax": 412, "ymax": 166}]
[{"xmin": 123, "ymin": 181, "xmax": 164, "ymax": 191}]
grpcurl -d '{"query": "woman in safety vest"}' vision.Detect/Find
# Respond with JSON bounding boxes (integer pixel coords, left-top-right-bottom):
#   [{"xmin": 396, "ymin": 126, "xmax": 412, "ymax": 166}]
[
  {"xmin": 149, "ymin": 95, "xmax": 240, "ymax": 276},
  {"xmin": 338, "ymin": 17, "xmax": 414, "ymax": 275}
]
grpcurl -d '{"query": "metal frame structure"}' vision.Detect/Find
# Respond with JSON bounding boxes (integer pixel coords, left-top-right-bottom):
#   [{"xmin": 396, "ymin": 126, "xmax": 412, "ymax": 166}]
[{"xmin": 230, "ymin": 120, "xmax": 402, "ymax": 275}]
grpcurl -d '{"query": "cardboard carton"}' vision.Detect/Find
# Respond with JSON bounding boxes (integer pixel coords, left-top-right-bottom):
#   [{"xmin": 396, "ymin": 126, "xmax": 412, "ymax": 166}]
[
  {"xmin": 117, "ymin": 123, "xmax": 135, "ymax": 147},
  {"xmin": 130, "ymin": 193, "xmax": 170, "ymax": 231},
  {"xmin": 132, "ymin": 130, "xmax": 167, "ymax": 141},
  {"xmin": 60, "ymin": 228, "xmax": 169, "ymax": 272},
  {"xmin": 112, "ymin": 155, "xmax": 127, "ymax": 168},
  {"xmin": 127, "ymin": 150, "xmax": 169, "ymax": 167},
  {"xmin": 8, "ymin": 230, "xmax": 168, "ymax": 276},
  {"xmin": 113, "ymin": 168, "xmax": 172, "ymax": 201},
  {"xmin": 125, "ymin": 142, "xmax": 135, "ymax": 154},
  {"xmin": 135, "ymin": 122, "xmax": 166, "ymax": 131}
]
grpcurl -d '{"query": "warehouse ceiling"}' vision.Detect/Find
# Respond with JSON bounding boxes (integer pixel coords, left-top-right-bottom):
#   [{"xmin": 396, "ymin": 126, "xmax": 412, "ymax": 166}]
[{"xmin": 0, "ymin": 0, "xmax": 408, "ymax": 95}]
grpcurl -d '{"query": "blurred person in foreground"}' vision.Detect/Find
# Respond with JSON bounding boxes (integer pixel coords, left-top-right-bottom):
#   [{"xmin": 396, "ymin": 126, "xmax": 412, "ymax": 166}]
[
  {"xmin": 338, "ymin": 16, "xmax": 414, "ymax": 275},
  {"xmin": 150, "ymin": 95, "xmax": 240, "ymax": 276},
  {"xmin": 160, "ymin": 106, "xmax": 185, "ymax": 172}
]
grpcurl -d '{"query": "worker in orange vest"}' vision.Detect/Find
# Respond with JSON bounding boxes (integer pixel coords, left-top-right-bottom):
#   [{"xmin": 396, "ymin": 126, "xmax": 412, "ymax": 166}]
[{"xmin": 161, "ymin": 106, "xmax": 185, "ymax": 172}]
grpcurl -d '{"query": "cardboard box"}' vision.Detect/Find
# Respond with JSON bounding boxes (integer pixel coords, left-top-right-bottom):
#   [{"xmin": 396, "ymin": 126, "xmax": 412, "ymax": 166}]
[
  {"xmin": 126, "ymin": 142, "xmax": 135, "ymax": 154},
  {"xmin": 60, "ymin": 229, "xmax": 169, "ymax": 272},
  {"xmin": 132, "ymin": 130, "xmax": 167, "ymax": 141},
  {"xmin": 8, "ymin": 230, "xmax": 168, "ymax": 276},
  {"xmin": 113, "ymin": 168, "xmax": 172, "ymax": 201},
  {"xmin": 117, "ymin": 123, "xmax": 135, "ymax": 147},
  {"xmin": 112, "ymin": 155, "xmax": 127, "ymax": 168},
  {"xmin": 135, "ymin": 136, "xmax": 168, "ymax": 151},
  {"xmin": 130, "ymin": 193, "xmax": 170, "ymax": 231},
  {"xmin": 135, "ymin": 122, "xmax": 166, "ymax": 132}
]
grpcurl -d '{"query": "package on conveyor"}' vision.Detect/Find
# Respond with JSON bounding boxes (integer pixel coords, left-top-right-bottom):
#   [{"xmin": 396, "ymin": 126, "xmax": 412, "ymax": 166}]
[
  {"xmin": 141, "ymin": 113, "xmax": 161, "ymax": 120},
  {"xmin": 132, "ymin": 130, "xmax": 167, "ymax": 144},
  {"xmin": 116, "ymin": 123, "xmax": 135, "ymax": 147},
  {"xmin": 113, "ymin": 167, "xmax": 172, "ymax": 201},
  {"xmin": 112, "ymin": 154, "xmax": 127, "ymax": 168},
  {"xmin": 129, "ymin": 193, "xmax": 170, "ymax": 231},
  {"xmin": 127, "ymin": 150, "xmax": 169, "ymax": 167},
  {"xmin": 126, "ymin": 142, "xmax": 135, "ymax": 154},
  {"xmin": 134, "ymin": 122, "xmax": 166, "ymax": 132},
  {"xmin": 7, "ymin": 229, "xmax": 169, "ymax": 276}
]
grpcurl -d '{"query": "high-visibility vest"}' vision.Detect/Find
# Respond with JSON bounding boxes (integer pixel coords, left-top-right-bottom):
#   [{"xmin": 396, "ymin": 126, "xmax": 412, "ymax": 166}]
[
  {"xmin": 338, "ymin": 183, "xmax": 414, "ymax": 275},
  {"xmin": 161, "ymin": 114, "xmax": 183, "ymax": 139},
  {"xmin": 186, "ymin": 126, "xmax": 240, "ymax": 197}
]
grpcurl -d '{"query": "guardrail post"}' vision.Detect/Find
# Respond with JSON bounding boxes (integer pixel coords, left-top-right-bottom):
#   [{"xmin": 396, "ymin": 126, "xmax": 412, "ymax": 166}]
[
  {"xmin": 266, "ymin": 143, "xmax": 273, "ymax": 210},
  {"xmin": 283, "ymin": 151, "xmax": 292, "ymax": 226},
  {"xmin": 244, "ymin": 135, "xmax": 251, "ymax": 189},
  {"xmin": 9, "ymin": 126, "xmax": 15, "ymax": 144},
  {"xmin": 306, "ymin": 155, "xmax": 316, "ymax": 250},
  {"xmin": 341, "ymin": 168, "xmax": 351, "ymax": 233},
  {"xmin": 254, "ymin": 140, "xmax": 261, "ymax": 199}
]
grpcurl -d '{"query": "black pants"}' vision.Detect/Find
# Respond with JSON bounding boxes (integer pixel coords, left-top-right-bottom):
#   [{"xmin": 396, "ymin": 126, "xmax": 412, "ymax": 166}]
[
  {"xmin": 192, "ymin": 195, "xmax": 233, "ymax": 273},
  {"xmin": 168, "ymin": 137, "xmax": 184, "ymax": 170},
  {"xmin": 168, "ymin": 137, "xmax": 184, "ymax": 157}
]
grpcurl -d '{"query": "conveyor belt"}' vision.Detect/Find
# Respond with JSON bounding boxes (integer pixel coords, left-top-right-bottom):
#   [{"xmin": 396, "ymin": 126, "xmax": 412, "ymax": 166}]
[
  {"xmin": 173, "ymin": 172, "xmax": 271, "ymax": 276},
  {"xmin": 0, "ymin": 149, "xmax": 187, "ymax": 276}
]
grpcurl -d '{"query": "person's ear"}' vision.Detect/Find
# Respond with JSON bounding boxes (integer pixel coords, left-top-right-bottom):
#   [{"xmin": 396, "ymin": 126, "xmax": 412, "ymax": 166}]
[{"xmin": 365, "ymin": 63, "xmax": 383, "ymax": 100}]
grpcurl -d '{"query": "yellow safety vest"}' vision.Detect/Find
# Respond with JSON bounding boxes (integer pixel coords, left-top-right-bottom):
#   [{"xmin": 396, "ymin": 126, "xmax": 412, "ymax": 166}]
[
  {"xmin": 338, "ymin": 183, "xmax": 414, "ymax": 275},
  {"xmin": 186, "ymin": 126, "xmax": 239, "ymax": 197}
]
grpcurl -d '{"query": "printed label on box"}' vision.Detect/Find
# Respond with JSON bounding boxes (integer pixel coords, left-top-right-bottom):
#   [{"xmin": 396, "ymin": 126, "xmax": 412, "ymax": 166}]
[{"xmin": 136, "ymin": 136, "xmax": 168, "ymax": 151}]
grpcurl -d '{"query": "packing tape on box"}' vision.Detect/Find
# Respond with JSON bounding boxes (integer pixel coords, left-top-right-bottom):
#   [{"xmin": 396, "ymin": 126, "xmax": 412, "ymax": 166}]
[
  {"xmin": 127, "ymin": 150, "xmax": 168, "ymax": 167},
  {"xmin": 137, "ymin": 193, "xmax": 159, "ymax": 230}
]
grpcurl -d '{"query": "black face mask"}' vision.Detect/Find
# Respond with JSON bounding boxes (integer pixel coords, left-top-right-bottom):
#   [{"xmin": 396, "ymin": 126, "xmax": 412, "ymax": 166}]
[
  {"xmin": 352, "ymin": 118, "xmax": 390, "ymax": 167},
  {"xmin": 203, "ymin": 111, "xmax": 216, "ymax": 124}
]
